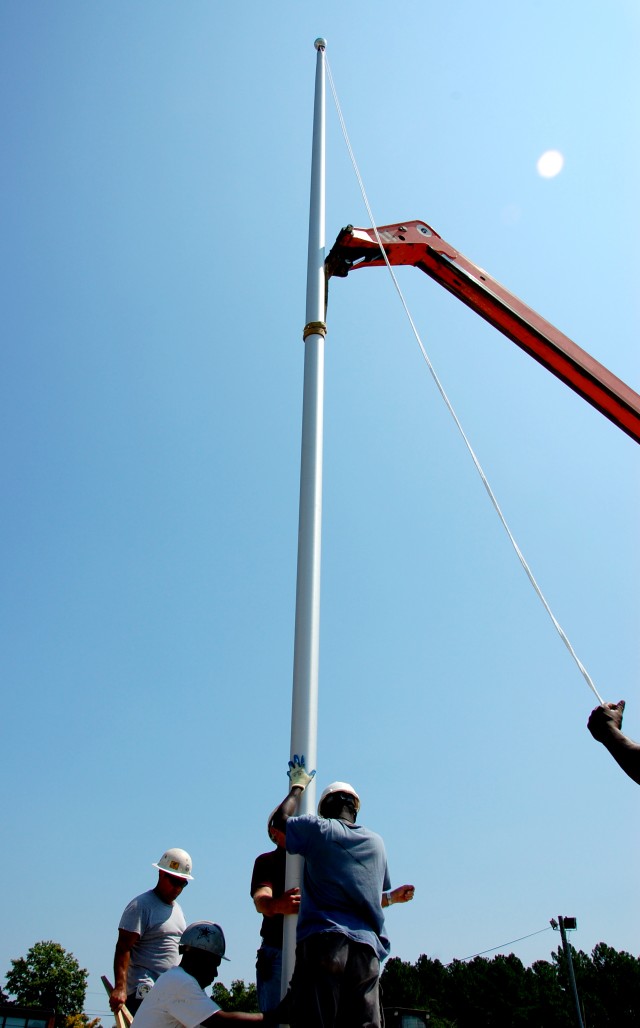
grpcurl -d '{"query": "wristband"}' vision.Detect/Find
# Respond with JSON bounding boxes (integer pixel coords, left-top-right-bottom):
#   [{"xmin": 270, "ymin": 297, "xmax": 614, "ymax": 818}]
[{"xmin": 385, "ymin": 892, "xmax": 394, "ymax": 907}]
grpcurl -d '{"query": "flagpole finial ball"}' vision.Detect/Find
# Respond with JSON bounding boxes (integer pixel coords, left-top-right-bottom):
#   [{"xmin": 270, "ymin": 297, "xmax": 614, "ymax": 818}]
[{"xmin": 314, "ymin": 38, "xmax": 327, "ymax": 51}]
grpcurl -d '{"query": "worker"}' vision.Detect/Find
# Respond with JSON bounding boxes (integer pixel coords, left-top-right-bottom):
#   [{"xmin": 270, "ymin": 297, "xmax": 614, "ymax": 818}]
[
  {"xmin": 271, "ymin": 755, "xmax": 415, "ymax": 1028},
  {"xmin": 131, "ymin": 920, "xmax": 278, "ymax": 1025},
  {"xmin": 110, "ymin": 847, "xmax": 193, "ymax": 1015},
  {"xmin": 588, "ymin": 700, "xmax": 640, "ymax": 785},
  {"xmin": 250, "ymin": 811, "xmax": 301, "ymax": 1013}
]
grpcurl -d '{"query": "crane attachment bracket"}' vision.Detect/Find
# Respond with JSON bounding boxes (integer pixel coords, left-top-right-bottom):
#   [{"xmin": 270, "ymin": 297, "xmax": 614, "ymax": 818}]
[{"xmin": 326, "ymin": 220, "xmax": 640, "ymax": 444}]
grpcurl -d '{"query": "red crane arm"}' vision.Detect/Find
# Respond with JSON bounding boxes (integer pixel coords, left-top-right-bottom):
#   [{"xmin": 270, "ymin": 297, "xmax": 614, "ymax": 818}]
[{"xmin": 326, "ymin": 220, "xmax": 640, "ymax": 444}]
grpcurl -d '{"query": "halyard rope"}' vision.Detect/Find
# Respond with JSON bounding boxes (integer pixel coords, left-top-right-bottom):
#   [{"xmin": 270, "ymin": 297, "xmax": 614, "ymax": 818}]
[{"xmin": 325, "ymin": 55, "xmax": 603, "ymax": 705}]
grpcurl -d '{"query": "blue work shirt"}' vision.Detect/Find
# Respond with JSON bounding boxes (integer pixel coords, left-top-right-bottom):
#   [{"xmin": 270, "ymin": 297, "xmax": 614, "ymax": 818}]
[{"xmin": 286, "ymin": 813, "xmax": 392, "ymax": 961}]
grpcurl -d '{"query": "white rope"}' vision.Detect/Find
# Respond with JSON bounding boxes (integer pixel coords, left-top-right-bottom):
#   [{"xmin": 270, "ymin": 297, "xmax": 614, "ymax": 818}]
[{"xmin": 325, "ymin": 57, "xmax": 604, "ymax": 705}]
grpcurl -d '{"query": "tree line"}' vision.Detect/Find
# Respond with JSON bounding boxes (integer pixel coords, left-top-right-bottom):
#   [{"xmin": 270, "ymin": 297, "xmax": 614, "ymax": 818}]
[
  {"xmin": 3, "ymin": 938, "xmax": 639, "ymax": 1026},
  {"xmin": 379, "ymin": 942, "xmax": 640, "ymax": 1027}
]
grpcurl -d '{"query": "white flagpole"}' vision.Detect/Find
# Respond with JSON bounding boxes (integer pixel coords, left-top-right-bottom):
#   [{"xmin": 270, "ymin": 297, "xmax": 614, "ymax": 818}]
[{"xmin": 281, "ymin": 36, "xmax": 327, "ymax": 1008}]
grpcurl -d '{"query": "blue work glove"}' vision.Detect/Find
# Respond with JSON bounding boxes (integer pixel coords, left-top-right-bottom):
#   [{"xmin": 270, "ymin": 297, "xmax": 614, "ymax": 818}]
[{"xmin": 287, "ymin": 754, "xmax": 316, "ymax": 790}]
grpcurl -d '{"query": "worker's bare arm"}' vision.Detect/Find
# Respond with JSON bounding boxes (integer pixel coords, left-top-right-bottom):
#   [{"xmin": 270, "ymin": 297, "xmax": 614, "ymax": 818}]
[
  {"xmin": 270, "ymin": 786, "xmax": 304, "ymax": 833},
  {"xmin": 588, "ymin": 701, "xmax": 640, "ymax": 785},
  {"xmin": 253, "ymin": 885, "xmax": 301, "ymax": 916},
  {"xmin": 110, "ymin": 929, "xmax": 140, "ymax": 1012}
]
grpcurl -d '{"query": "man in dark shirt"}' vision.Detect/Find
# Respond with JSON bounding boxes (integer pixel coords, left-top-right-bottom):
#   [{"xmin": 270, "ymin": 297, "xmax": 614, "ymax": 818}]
[{"xmin": 250, "ymin": 814, "xmax": 301, "ymax": 1012}]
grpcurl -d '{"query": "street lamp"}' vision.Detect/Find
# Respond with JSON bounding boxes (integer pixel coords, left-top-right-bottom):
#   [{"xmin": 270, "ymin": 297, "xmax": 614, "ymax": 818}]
[{"xmin": 551, "ymin": 916, "xmax": 584, "ymax": 1028}]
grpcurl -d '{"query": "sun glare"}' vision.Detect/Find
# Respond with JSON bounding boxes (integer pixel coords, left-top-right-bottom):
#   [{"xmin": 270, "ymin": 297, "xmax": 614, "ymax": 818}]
[{"xmin": 536, "ymin": 150, "xmax": 565, "ymax": 178}]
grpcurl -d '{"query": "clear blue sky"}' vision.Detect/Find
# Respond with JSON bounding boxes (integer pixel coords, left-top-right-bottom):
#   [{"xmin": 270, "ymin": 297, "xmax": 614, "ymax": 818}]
[{"xmin": 1, "ymin": 2, "xmax": 638, "ymax": 1021}]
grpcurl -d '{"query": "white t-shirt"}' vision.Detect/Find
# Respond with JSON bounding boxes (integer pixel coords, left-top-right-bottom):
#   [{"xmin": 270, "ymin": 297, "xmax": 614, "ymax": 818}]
[{"xmin": 131, "ymin": 967, "xmax": 220, "ymax": 1028}]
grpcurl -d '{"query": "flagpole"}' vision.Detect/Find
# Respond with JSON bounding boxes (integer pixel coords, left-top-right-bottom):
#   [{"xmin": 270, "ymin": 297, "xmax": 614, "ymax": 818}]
[{"xmin": 281, "ymin": 36, "xmax": 327, "ymax": 1006}]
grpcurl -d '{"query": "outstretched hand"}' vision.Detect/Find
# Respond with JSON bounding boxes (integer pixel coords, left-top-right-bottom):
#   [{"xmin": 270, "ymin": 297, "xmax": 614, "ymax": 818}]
[
  {"xmin": 390, "ymin": 885, "xmax": 415, "ymax": 905},
  {"xmin": 588, "ymin": 700, "xmax": 625, "ymax": 741},
  {"xmin": 287, "ymin": 754, "xmax": 316, "ymax": 790}
]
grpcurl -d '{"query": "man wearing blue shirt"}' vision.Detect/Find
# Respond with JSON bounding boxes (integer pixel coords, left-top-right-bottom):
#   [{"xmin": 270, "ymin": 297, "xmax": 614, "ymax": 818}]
[{"xmin": 271, "ymin": 761, "xmax": 414, "ymax": 1028}]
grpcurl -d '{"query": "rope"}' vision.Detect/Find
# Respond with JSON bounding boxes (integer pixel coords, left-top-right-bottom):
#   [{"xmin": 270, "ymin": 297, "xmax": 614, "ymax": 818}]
[
  {"xmin": 325, "ymin": 56, "xmax": 604, "ymax": 706},
  {"xmin": 451, "ymin": 925, "xmax": 554, "ymax": 964}
]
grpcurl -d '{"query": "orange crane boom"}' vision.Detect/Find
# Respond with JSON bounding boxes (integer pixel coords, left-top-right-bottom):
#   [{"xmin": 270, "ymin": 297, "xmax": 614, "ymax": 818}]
[{"xmin": 326, "ymin": 220, "xmax": 640, "ymax": 444}]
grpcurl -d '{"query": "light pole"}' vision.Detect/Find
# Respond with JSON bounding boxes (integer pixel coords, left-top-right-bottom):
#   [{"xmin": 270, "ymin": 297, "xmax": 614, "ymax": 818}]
[{"xmin": 550, "ymin": 916, "xmax": 585, "ymax": 1028}]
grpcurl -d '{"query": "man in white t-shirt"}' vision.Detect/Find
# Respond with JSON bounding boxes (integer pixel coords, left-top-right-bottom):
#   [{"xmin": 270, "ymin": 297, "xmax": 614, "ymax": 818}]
[{"xmin": 132, "ymin": 921, "xmax": 278, "ymax": 1026}]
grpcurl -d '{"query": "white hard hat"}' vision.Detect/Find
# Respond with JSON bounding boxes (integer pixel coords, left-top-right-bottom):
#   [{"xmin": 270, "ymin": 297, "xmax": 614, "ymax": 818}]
[
  {"xmin": 180, "ymin": 921, "xmax": 229, "ymax": 960},
  {"xmin": 152, "ymin": 847, "xmax": 194, "ymax": 880},
  {"xmin": 318, "ymin": 781, "xmax": 361, "ymax": 816}
]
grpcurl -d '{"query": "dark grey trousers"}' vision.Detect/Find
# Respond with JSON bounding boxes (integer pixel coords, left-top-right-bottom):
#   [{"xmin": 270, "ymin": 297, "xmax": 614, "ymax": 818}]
[{"xmin": 289, "ymin": 931, "xmax": 382, "ymax": 1028}]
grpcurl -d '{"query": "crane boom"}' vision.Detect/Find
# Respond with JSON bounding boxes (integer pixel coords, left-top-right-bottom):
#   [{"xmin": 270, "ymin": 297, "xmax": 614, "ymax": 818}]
[{"xmin": 326, "ymin": 220, "xmax": 640, "ymax": 444}]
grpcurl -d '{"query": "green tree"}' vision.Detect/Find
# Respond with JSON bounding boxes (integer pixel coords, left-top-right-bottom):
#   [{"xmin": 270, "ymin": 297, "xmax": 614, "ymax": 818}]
[
  {"xmin": 381, "ymin": 954, "xmax": 451, "ymax": 1025},
  {"xmin": 4, "ymin": 941, "xmax": 88, "ymax": 1027},
  {"xmin": 579, "ymin": 942, "xmax": 640, "ymax": 1028},
  {"xmin": 380, "ymin": 943, "xmax": 640, "ymax": 1027},
  {"xmin": 65, "ymin": 1016, "xmax": 101, "ymax": 1028},
  {"xmin": 413, "ymin": 953, "xmax": 449, "ymax": 1016},
  {"xmin": 551, "ymin": 943, "xmax": 593, "ymax": 1026},
  {"xmin": 530, "ymin": 958, "xmax": 573, "ymax": 1027},
  {"xmin": 211, "ymin": 979, "xmax": 259, "ymax": 1012},
  {"xmin": 381, "ymin": 957, "xmax": 424, "ymax": 1008}
]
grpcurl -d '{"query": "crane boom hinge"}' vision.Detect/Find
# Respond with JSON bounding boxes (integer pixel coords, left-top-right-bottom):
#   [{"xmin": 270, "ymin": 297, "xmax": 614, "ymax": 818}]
[{"xmin": 326, "ymin": 219, "xmax": 640, "ymax": 444}]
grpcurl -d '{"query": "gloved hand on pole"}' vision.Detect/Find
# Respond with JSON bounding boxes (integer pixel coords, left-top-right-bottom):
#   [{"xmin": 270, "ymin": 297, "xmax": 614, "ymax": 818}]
[
  {"xmin": 287, "ymin": 754, "xmax": 316, "ymax": 791},
  {"xmin": 270, "ymin": 756, "xmax": 317, "ymax": 838}
]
